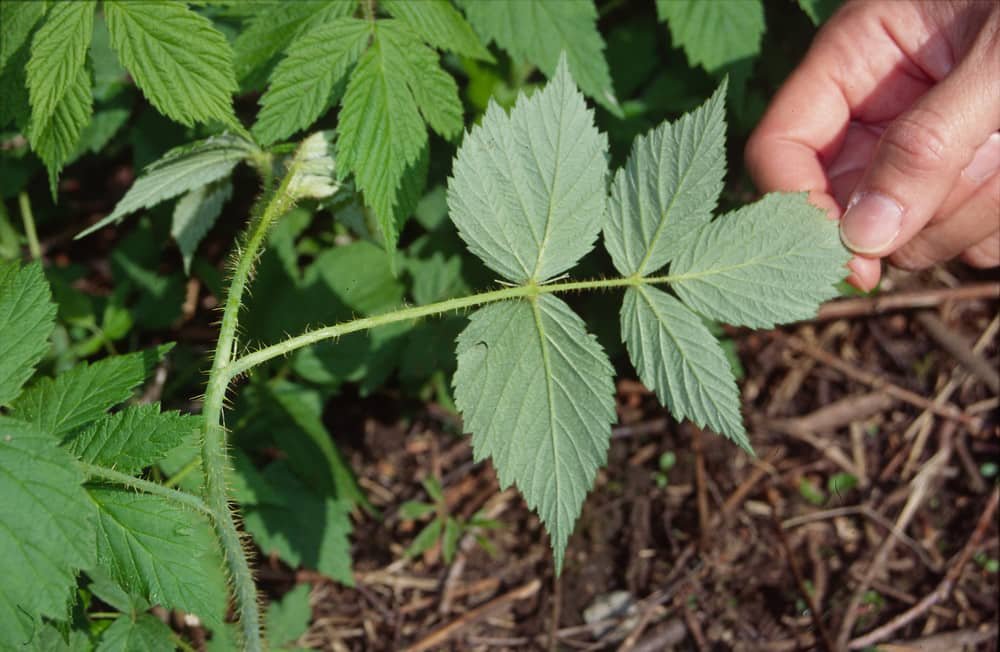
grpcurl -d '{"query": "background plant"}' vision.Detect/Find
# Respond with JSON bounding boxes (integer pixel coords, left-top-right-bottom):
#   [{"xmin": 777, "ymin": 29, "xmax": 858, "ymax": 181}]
[{"xmin": 0, "ymin": 1, "xmax": 849, "ymax": 650}]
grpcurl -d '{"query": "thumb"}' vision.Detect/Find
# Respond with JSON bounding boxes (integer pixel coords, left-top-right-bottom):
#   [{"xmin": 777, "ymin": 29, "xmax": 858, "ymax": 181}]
[{"xmin": 840, "ymin": 29, "xmax": 1000, "ymax": 257}]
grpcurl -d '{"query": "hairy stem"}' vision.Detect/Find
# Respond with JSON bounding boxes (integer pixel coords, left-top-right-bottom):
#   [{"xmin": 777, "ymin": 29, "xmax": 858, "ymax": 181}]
[
  {"xmin": 201, "ymin": 169, "xmax": 296, "ymax": 651},
  {"xmin": 80, "ymin": 463, "xmax": 211, "ymax": 517},
  {"xmin": 224, "ymin": 273, "xmax": 683, "ymax": 380}
]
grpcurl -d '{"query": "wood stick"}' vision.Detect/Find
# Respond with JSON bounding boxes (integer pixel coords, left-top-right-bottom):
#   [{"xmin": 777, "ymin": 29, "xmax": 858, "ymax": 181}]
[
  {"xmin": 814, "ymin": 282, "xmax": 999, "ymax": 321},
  {"xmin": 915, "ymin": 311, "xmax": 999, "ymax": 393},
  {"xmin": 782, "ymin": 335, "xmax": 980, "ymax": 430},
  {"xmin": 403, "ymin": 579, "xmax": 541, "ymax": 652}
]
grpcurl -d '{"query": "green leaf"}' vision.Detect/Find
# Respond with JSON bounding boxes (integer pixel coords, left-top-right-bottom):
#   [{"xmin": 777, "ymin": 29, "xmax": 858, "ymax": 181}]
[
  {"xmin": 89, "ymin": 487, "xmax": 228, "ymax": 629},
  {"xmin": 171, "ymin": 180, "xmax": 233, "ymax": 274},
  {"xmin": 232, "ymin": 0, "xmax": 357, "ymax": 84},
  {"xmin": 336, "ymin": 20, "xmax": 458, "ymax": 252},
  {"xmin": 448, "ymin": 55, "xmax": 608, "ymax": 283},
  {"xmin": 266, "ymin": 584, "xmax": 312, "ymax": 648},
  {"xmin": 382, "ymin": 0, "xmax": 493, "ymax": 62},
  {"xmin": 96, "ymin": 614, "xmax": 175, "ymax": 652},
  {"xmin": 620, "ymin": 286, "xmax": 748, "ymax": 450},
  {"xmin": 442, "ymin": 517, "xmax": 461, "ymax": 563},
  {"xmin": 252, "ymin": 18, "xmax": 370, "ymax": 146},
  {"xmin": 0, "ymin": 417, "xmax": 97, "ymax": 646},
  {"xmin": 656, "ymin": 0, "xmax": 765, "ymax": 73},
  {"xmin": 78, "ymin": 135, "xmax": 256, "ymax": 238},
  {"xmin": 405, "ymin": 519, "xmax": 442, "ymax": 559},
  {"xmin": 243, "ymin": 462, "xmax": 354, "ymax": 586},
  {"xmin": 26, "ymin": 0, "xmax": 96, "ymax": 190},
  {"xmin": 0, "ymin": 0, "xmax": 46, "ymax": 74},
  {"xmin": 11, "ymin": 344, "xmax": 172, "ymax": 437},
  {"xmin": 0, "ymin": 261, "xmax": 57, "ymax": 406},
  {"xmin": 461, "ymin": 0, "xmax": 620, "ymax": 115},
  {"xmin": 399, "ymin": 501, "xmax": 436, "ymax": 520},
  {"xmin": 103, "ymin": 0, "xmax": 239, "ymax": 128},
  {"xmin": 604, "ymin": 82, "xmax": 727, "ymax": 276},
  {"xmin": 797, "ymin": 0, "xmax": 842, "ymax": 26},
  {"xmin": 669, "ymin": 193, "xmax": 850, "ymax": 328},
  {"xmin": 63, "ymin": 403, "xmax": 200, "ymax": 476},
  {"xmin": 454, "ymin": 296, "xmax": 616, "ymax": 572}
]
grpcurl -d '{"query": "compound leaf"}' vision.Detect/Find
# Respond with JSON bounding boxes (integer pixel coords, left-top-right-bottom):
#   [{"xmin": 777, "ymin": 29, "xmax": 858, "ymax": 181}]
[
  {"xmin": 336, "ymin": 21, "xmax": 429, "ymax": 252},
  {"xmin": 669, "ymin": 193, "xmax": 850, "ymax": 328},
  {"xmin": 172, "ymin": 180, "xmax": 233, "ymax": 274},
  {"xmin": 10, "ymin": 344, "xmax": 172, "ymax": 437},
  {"xmin": 605, "ymin": 81, "xmax": 727, "ymax": 276},
  {"xmin": 89, "ymin": 487, "xmax": 228, "ymax": 630},
  {"xmin": 26, "ymin": 0, "xmax": 96, "ymax": 191},
  {"xmin": 461, "ymin": 0, "xmax": 620, "ymax": 115},
  {"xmin": 382, "ymin": 0, "xmax": 493, "ymax": 62},
  {"xmin": 97, "ymin": 614, "xmax": 174, "ymax": 652},
  {"xmin": 0, "ymin": 417, "xmax": 96, "ymax": 646},
  {"xmin": 621, "ymin": 286, "xmax": 748, "ymax": 450},
  {"xmin": 252, "ymin": 17, "xmax": 370, "ymax": 146},
  {"xmin": 64, "ymin": 404, "xmax": 200, "ymax": 476},
  {"xmin": 656, "ymin": 0, "xmax": 765, "ymax": 73},
  {"xmin": 0, "ymin": 261, "xmax": 56, "ymax": 406},
  {"xmin": 78, "ymin": 134, "xmax": 256, "ymax": 238},
  {"xmin": 454, "ymin": 296, "xmax": 616, "ymax": 572},
  {"xmin": 104, "ymin": 0, "xmax": 239, "ymax": 128},
  {"xmin": 448, "ymin": 55, "xmax": 607, "ymax": 283}
]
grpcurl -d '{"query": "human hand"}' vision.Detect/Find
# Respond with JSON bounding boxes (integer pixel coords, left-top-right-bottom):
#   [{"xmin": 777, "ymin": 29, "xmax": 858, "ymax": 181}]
[{"xmin": 745, "ymin": 0, "xmax": 1000, "ymax": 291}]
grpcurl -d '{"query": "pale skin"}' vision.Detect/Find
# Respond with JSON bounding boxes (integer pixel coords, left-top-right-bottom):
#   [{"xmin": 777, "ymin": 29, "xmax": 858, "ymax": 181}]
[{"xmin": 746, "ymin": 0, "xmax": 1000, "ymax": 291}]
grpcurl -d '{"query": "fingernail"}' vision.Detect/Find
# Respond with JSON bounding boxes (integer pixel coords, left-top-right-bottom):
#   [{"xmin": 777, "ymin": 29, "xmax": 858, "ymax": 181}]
[
  {"xmin": 840, "ymin": 192, "xmax": 903, "ymax": 254},
  {"xmin": 962, "ymin": 133, "xmax": 1000, "ymax": 183}
]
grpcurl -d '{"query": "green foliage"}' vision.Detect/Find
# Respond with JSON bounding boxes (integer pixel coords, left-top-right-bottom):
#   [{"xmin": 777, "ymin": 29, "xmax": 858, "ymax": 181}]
[
  {"xmin": 0, "ymin": 417, "xmax": 97, "ymax": 643},
  {"xmin": 0, "ymin": 260, "xmax": 56, "ymax": 405},
  {"xmin": 460, "ymin": 0, "xmax": 620, "ymax": 115},
  {"xmin": 97, "ymin": 614, "xmax": 176, "ymax": 652},
  {"xmin": 0, "ymin": 3, "xmax": 848, "ymax": 647},
  {"xmin": 78, "ymin": 134, "xmax": 257, "ymax": 238},
  {"xmin": 103, "ymin": 0, "xmax": 239, "ymax": 129},
  {"xmin": 656, "ymin": 0, "xmax": 765, "ymax": 73},
  {"xmin": 89, "ymin": 487, "xmax": 228, "ymax": 629}
]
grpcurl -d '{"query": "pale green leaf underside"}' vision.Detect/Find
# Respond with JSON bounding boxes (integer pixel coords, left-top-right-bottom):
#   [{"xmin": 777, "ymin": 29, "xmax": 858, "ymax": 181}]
[
  {"xmin": 79, "ymin": 135, "xmax": 256, "ymax": 238},
  {"xmin": 336, "ymin": 20, "xmax": 430, "ymax": 251},
  {"xmin": 382, "ymin": 0, "xmax": 493, "ymax": 62},
  {"xmin": 10, "ymin": 344, "xmax": 172, "ymax": 437},
  {"xmin": 621, "ymin": 286, "xmax": 748, "ymax": 450},
  {"xmin": 0, "ymin": 261, "xmax": 56, "ymax": 406},
  {"xmin": 670, "ymin": 193, "xmax": 851, "ymax": 328},
  {"xmin": 448, "ymin": 56, "xmax": 608, "ymax": 283},
  {"xmin": 104, "ymin": 0, "xmax": 238, "ymax": 128},
  {"xmin": 96, "ymin": 614, "xmax": 175, "ymax": 652},
  {"xmin": 454, "ymin": 296, "xmax": 616, "ymax": 572},
  {"xmin": 252, "ymin": 17, "xmax": 370, "ymax": 146},
  {"xmin": 462, "ymin": 0, "xmax": 620, "ymax": 115},
  {"xmin": 232, "ymin": 0, "xmax": 356, "ymax": 83},
  {"xmin": 656, "ymin": 0, "xmax": 765, "ymax": 72},
  {"xmin": 0, "ymin": 418, "xmax": 96, "ymax": 646},
  {"xmin": 64, "ymin": 403, "xmax": 199, "ymax": 476},
  {"xmin": 172, "ymin": 180, "xmax": 233, "ymax": 274},
  {"xmin": 605, "ymin": 81, "xmax": 727, "ymax": 276},
  {"xmin": 89, "ymin": 488, "xmax": 228, "ymax": 629}
]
